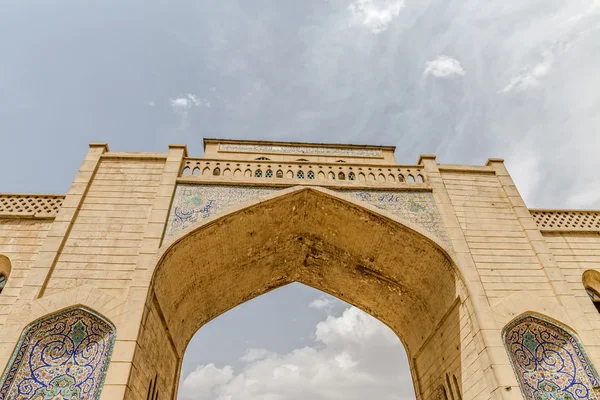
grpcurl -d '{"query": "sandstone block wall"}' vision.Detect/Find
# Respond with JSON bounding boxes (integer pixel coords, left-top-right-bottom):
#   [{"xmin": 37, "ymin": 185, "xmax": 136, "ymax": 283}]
[{"xmin": 0, "ymin": 142, "xmax": 598, "ymax": 400}]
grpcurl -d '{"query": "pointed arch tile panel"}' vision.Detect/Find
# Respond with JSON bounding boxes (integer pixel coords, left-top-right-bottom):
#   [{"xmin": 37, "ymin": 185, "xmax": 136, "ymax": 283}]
[
  {"xmin": 0, "ymin": 307, "xmax": 116, "ymax": 400},
  {"xmin": 164, "ymin": 185, "xmax": 449, "ymax": 248},
  {"xmin": 503, "ymin": 314, "xmax": 600, "ymax": 400},
  {"xmin": 338, "ymin": 190, "xmax": 449, "ymax": 248}
]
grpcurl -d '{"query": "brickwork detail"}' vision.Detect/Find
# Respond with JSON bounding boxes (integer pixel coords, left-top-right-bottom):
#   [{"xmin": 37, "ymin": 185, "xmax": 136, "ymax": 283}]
[
  {"xmin": 0, "ymin": 194, "xmax": 63, "ymax": 217},
  {"xmin": 219, "ymin": 143, "xmax": 382, "ymax": 157},
  {"xmin": 503, "ymin": 314, "xmax": 600, "ymax": 400},
  {"xmin": 0, "ymin": 307, "xmax": 115, "ymax": 400},
  {"xmin": 531, "ymin": 210, "xmax": 600, "ymax": 231}
]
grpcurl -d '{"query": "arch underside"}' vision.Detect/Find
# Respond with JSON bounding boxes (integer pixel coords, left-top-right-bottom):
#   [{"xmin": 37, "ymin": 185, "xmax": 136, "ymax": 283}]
[{"xmin": 129, "ymin": 188, "xmax": 485, "ymax": 400}]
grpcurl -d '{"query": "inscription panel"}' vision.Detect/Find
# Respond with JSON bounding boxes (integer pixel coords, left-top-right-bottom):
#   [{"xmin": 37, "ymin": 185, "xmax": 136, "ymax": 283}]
[{"xmin": 219, "ymin": 143, "xmax": 382, "ymax": 157}]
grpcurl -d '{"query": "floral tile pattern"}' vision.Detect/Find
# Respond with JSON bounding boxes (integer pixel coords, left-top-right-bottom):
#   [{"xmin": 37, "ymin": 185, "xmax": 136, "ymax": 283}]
[
  {"xmin": 339, "ymin": 190, "xmax": 450, "ymax": 248},
  {"xmin": 165, "ymin": 185, "xmax": 280, "ymax": 236},
  {"xmin": 0, "ymin": 307, "xmax": 116, "ymax": 400},
  {"xmin": 504, "ymin": 314, "xmax": 600, "ymax": 400},
  {"xmin": 164, "ymin": 185, "xmax": 449, "ymax": 248}
]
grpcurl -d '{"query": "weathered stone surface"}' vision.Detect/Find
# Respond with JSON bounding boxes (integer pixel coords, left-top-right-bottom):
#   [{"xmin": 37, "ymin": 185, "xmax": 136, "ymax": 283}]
[{"xmin": 0, "ymin": 139, "xmax": 598, "ymax": 400}]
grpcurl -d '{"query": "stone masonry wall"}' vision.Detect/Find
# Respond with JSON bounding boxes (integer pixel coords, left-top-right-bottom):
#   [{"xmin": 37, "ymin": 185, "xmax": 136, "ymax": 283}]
[
  {"xmin": 440, "ymin": 170, "xmax": 554, "ymax": 305},
  {"xmin": 544, "ymin": 232, "xmax": 600, "ymax": 328},
  {"xmin": 0, "ymin": 219, "xmax": 51, "ymax": 326},
  {"xmin": 126, "ymin": 297, "xmax": 179, "ymax": 400},
  {"xmin": 414, "ymin": 301, "xmax": 489, "ymax": 400},
  {"xmin": 43, "ymin": 158, "xmax": 165, "ymax": 297}
]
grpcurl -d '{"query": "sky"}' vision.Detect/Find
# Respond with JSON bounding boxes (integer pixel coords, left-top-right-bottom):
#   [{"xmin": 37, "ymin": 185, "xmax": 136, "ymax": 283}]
[{"xmin": 1, "ymin": 0, "xmax": 600, "ymax": 399}]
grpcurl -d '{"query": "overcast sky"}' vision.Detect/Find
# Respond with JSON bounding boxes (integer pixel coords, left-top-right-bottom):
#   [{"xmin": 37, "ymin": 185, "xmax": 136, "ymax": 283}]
[{"xmin": 1, "ymin": 0, "xmax": 599, "ymax": 399}]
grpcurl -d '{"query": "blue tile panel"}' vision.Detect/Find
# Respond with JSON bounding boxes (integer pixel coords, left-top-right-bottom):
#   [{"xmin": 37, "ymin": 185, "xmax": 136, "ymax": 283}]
[
  {"xmin": 504, "ymin": 314, "xmax": 600, "ymax": 400},
  {"xmin": 165, "ymin": 185, "xmax": 449, "ymax": 248},
  {"xmin": 0, "ymin": 307, "xmax": 116, "ymax": 400}
]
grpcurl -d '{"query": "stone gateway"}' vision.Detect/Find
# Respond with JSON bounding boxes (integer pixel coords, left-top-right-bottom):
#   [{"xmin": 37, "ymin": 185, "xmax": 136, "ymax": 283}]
[{"xmin": 0, "ymin": 138, "xmax": 599, "ymax": 400}]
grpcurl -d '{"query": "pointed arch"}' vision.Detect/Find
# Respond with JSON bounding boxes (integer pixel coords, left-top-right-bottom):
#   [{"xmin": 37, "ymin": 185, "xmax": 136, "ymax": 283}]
[
  {"xmin": 233, "ymin": 168, "xmax": 242, "ymax": 177},
  {"xmin": 503, "ymin": 313, "xmax": 600, "ymax": 400},
  {"xmin": 0, "ymin": 306, "xmax": 116, "ymax": 399},
  {"xmin": 286, "ymin": 170, "xmax": 294, "ymax": 179},
  {"xmin": 223, "ymin": 168, "xmax": 231, "ymax": 177},
  {"xmin": 378, "ymin": 173, "xmax": 386, "ymax": 182},
  {"xmin": 213, "ymin": 167, "xmax": 221, "ymax": 176},
  {"xmin": 202, "ymin": 167, "xmax": 211, "ymax": 176},
  {"xmin": 244, "ymin": 169, "xmax": 252, "ymax": 177},
  {"xmin": 131, "ymin": 186, "xmax": 491, "ymax": 400},
  {"xmin": 317, "ymin": 171, "xmax": 325, "ymax": 180},
  {"xmin": 368, "ymin": 173, "xmax": 376, "ymax": 181},
  {"xmin": 358, "ymin": 172, "xmax": 366, "ymax": 181},
  {"xmin": 182, "ymin": 166, "xmax": 191, "ymax": 175}
]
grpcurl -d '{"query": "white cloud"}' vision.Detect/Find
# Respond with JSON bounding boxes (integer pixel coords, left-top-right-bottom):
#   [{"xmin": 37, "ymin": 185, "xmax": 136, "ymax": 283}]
[
  {"xmin": 423, "ymin": 56, "xmax": 465, "ymax": 78},
  {"xmin": 180, "ymin": 364, "xmax": 234, "ymax": 400},
  {"xmin": 500, "ymin": 52, "xmax": 553, "ymax": 93},
  {"xmin": 348, "ymin": 0, "xmax": 405, "ymax": 34},
  {"xmin": 240, "ymin": 348, "xmax": 273, "ymax": 363},
  {"xmin": 146, "ymin": 101, "xmax": 156, "ymax": 107},
  {"xmin": 169, "ymin": 93, "xmax": 211, "ymax": 129},
  {"xmin": 308, "ymin": 295, "xmax": 339, "ymax": 311},
  {"xmin": 169, "ymin": 93, "xmax": 211, "ymax": 112},
  {"xmin": 178, "ymin": 307, "xmax": 412, "ymax": 400}
]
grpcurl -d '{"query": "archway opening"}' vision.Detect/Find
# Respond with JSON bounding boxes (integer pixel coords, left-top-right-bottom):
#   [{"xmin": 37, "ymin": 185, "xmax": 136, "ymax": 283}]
[
  {"xmin": 583, "ymin": 269, "xmax": 600, "ymax": 313},
  {"xmin": 129, "ymin": 188, "xmax": 477, "ymax": 400},
  {"xmin": 177, "ymin": 282, "xmax": 415, "ymax": 399},
  {"xmin": 0, "ymin": 255, "xmax": 11, "ymax": 295}
]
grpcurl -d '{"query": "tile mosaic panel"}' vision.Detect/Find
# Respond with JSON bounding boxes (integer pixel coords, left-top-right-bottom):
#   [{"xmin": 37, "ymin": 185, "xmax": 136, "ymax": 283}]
[
  {"xmin": 337, "ymin": 190, "xmax": 450, "ymax": 248},
  {"xmin": 219, "ymin": 143, "xmax": 382, "ymax": 157},
  {"xmin": 165, "ymin": 185, "xmax": 281, "ymax": 238},
  {"xmin": 504, "ymin": 314, "xmax": 600, "ymax": 400},
  {"xmin": 0, "ymin": 307, "xmax": 116, "ymax": 400},
  {"xmin": 165, "ymin": 185, "xmax": 449, "ymax": 248}
]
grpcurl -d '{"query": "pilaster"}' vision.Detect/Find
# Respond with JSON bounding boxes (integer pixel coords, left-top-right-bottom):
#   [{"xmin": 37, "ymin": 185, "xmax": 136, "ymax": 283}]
[
  {"xmin": 419, "ymin": 155, "xmax": 511, "ymax": 400},
  {"xmin": 103, "ymin": 144, "xmax": 187, "ymax": 400},
  {"xmin": 18, "ymin": 143, "xmax": 109, "ymax": 301}
]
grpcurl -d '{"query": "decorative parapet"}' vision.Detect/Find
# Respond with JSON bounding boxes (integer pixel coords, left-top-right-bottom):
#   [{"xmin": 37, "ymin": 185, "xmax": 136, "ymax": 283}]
[
  {"xmin": 530, "ymin": 209, "xmax": 600, "ymax": 232},
  {"xmin": 0, "ymin": 194, "xmax": 64, "ymax": 218},
  {"xmin": 179, "ymin": 158, "xmax": 427, "ymax": 187}
]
